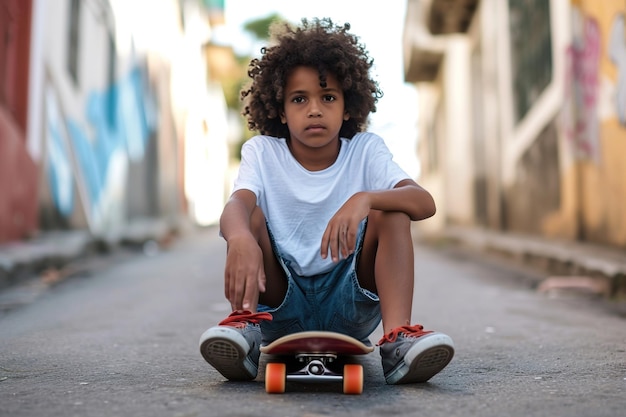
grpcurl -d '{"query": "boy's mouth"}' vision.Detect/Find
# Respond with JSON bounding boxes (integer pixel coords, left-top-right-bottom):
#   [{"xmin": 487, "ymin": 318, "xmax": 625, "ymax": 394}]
[{"xmin": 306, "ymin": 124, "xmax": 325, "ymax": 130}]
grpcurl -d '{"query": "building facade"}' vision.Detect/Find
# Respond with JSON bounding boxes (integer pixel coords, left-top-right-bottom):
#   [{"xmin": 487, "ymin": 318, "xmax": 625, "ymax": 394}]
[
  {"xmin": 404, "ymin": 0, "xmax": 626, "ymax": 249},
  {"xmin": 0, "ymin": 0, "xmax": 230, "ymax": 245}
]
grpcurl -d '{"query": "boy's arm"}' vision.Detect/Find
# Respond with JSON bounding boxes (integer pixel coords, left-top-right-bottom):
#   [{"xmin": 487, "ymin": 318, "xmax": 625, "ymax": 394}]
[
  {"xmin": 321, "ymin": 179, "xmax": 436, "ymax": 262},
  {"xmin": 220, "ymin": 189, "xmax": 266, "ymax": 311},
  {"xmin": 362, "ymin": 179, "xmax": 436, "ymax": 221}
]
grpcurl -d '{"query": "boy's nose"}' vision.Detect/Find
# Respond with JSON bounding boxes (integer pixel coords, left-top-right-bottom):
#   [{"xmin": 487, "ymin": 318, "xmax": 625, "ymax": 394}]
[
  {"xmin": 307, "ymin": 99, "xmax": 322, "ymax": 117},
  {"xmin": 307, "ymin": 106, "xmax": 322, "ymax": 117}
]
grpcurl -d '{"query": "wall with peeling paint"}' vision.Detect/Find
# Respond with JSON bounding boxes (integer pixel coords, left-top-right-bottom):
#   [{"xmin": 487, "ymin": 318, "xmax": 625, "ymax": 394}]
[
  {"xmin": 543, "ymin": 0, "xmax": 626, "ymax": 246},
  {"xmin": 0, "ymin": 0, "xmax": 38, "ymax": 242}
]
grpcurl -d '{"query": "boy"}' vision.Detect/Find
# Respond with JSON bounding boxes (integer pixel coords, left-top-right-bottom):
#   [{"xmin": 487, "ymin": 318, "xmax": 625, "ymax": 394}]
[{"xmin": 199, "ymin": 18, "xmax": 454, "ymax": 385}]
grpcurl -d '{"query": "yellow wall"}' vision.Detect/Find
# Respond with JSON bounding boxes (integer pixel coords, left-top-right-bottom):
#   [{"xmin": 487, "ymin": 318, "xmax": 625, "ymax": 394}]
[
  {"xmin": 580, "ymin": 1, "xmax": 626, "ymax": 245},
  {"xmin": 545, "ymin": 0, "xmax": 626, "ymax": 246}
]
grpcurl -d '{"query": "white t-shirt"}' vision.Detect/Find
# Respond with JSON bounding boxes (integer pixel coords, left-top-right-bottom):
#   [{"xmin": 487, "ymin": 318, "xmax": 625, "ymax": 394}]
[{"xmin": 233, "ymin": 132, "xmax": 410, "ymax": 276}]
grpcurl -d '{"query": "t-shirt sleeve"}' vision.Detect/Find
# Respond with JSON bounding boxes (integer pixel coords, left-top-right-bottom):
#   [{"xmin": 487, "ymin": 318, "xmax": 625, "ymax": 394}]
[
  {"xmin": 365, "ymin": 134, "xmax": 412, "ymax": 190},
  {"xmin": 232, "ymin": 138, "xmax": 263, "ymax": 202}
]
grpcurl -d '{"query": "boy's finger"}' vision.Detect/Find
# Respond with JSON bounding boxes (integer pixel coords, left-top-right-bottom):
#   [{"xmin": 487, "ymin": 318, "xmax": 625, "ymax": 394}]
[
  {"xmin": 330, "ymin": 229, "xmax": 341, "ymax": 262},
  {"xmin": 224, "ymin": 271, "xmax": 231, "ymax": 301},
  {"xmin": 231, "ymin": 278, "xmax": 244, "ymax": 310},
  {"xmin": 320, "ymin": 229, "xmax": 330, "ymax": 259},
  {"xmin": 340, "ymin": 228, "xmax": 349, "ymax": 258},
  {"xmin": 242, "ymin": 274, "xmax": 259, "ymax": 310},
  {"xmin": 345, "ymin": 229, "xmax": 356, "ymax": 257},
  {"xmin": 258, "ymin": 271, "xmax": 267, "ymax": 293}
]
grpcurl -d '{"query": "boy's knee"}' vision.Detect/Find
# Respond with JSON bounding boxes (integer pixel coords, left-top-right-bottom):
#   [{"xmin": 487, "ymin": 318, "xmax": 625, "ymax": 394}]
[
  {"xmin": 369, "ymin": 210, "xmax": 411, "ymax": 229},
  {"xmin": 365, "ymin": 211, "xmax": 411, "ymax": 244}
]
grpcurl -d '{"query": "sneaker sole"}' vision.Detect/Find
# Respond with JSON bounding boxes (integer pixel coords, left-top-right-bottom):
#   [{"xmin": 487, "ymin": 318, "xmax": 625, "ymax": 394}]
[
  {"xmin": 386, "ymin": 333, "xmax": 455, "ymax": 384},
  {"xmin": 199, "ymin": 327, "xmax": 257, "ymax": 381}
]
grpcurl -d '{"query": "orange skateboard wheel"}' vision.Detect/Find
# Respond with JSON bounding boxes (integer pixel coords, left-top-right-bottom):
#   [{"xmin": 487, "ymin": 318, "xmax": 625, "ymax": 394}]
[
  {"xmin": 265, "ymin": 362, "xmax": 287, "ymax": 393},
  {"xmin": 342, "ymin": 364, "xmax": 363, "ymax": 394}
]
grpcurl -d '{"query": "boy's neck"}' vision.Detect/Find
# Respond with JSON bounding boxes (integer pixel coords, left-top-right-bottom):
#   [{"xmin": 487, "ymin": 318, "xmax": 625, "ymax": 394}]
[{"xmin": 287, "ymin": 138, "xmax": 341, "ymax": 171}]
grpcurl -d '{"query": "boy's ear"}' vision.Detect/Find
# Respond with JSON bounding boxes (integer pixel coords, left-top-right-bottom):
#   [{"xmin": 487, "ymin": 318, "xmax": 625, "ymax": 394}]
[
  {"xmin": 280, "ymin": 111, "xmax": 286, "ymax": 124},
  {"xmin": 343, "ymin": 111, "xmax": 350, "ymax": 121}
]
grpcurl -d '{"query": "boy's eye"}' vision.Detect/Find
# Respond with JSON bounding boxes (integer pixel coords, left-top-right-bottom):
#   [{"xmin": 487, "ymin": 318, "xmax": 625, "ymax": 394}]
[{"xmin": 289, "ymin": 94, "xmax": 336, "ymax": 104}]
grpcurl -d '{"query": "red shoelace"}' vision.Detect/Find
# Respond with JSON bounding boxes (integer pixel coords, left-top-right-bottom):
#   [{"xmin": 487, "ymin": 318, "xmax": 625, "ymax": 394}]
[
  {"xmin": 218, "ymin": 310, "xmax": 273, "ymax": 329},
  {"xmin": 377, "ymin": 324, "xmax": 433, "ymax": 346}
]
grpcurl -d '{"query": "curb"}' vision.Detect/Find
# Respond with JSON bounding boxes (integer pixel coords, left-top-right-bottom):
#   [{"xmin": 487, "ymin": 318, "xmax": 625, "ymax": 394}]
[
  {"xmin": 431, "ymin": 226, "xmax": 626, "ymax": 300},
  {"xmin": 0, "ymin": 217, "xmax": 187, "ymax": 291}
]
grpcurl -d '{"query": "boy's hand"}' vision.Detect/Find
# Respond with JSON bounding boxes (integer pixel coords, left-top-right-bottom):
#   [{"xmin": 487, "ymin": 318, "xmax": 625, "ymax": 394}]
[
  {"xmin": 321, "ymin": 192, "xmax": 371, "ymax": 262},
  {"xmin": 224, "ymin": 234, "xmax": 266, "ymax": 311}
]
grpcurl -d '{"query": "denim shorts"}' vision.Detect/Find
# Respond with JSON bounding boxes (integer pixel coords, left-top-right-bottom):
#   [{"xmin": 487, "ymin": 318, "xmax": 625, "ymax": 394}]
[{"xmin": 258, "ymin": 219, "xmax": 381, "ymax": 345}]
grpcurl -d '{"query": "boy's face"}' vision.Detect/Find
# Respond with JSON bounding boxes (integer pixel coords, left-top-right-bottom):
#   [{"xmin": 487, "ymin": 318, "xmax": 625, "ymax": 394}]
[{"xmin": 280, "ymin": 66, "xmax": 350, "ymax": 164}]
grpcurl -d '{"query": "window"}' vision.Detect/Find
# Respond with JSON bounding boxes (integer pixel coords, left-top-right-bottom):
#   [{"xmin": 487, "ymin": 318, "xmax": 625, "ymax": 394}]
[
  {"xmin": 67, "ymin": 0, "xmax": 81, "ymax": 84},
  {"xmin": 508, "ymin": 0, "xmax": 553, "ymax": 123},
  {"xmin": 0, "ymin": 1, "xmax": 13, "ymax": 106}
]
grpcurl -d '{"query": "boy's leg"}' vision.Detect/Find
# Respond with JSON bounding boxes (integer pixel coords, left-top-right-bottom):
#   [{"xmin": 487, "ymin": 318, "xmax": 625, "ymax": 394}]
[
  {"xmin": 357, "ymin": 210, "xmax": 414, "ymax": 334},
  {"xmin": 357, "ymin": 210, "xmax": 455, "ymax": 384},
  {"xmin": 199, "ymin": 206, "xmax": 286, "ymax": 380}
]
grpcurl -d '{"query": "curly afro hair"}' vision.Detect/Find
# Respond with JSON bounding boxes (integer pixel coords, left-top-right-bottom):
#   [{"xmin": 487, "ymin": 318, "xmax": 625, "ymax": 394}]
[{"xmin": 240, "ymin": 18, "xmax": 383, "ymax": 139}]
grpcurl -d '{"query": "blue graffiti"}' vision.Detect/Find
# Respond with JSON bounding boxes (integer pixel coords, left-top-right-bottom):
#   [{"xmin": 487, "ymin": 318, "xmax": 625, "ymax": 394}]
[
  {"xmin": 45, "ymin": 88, "xmax": 75, "ymax": 217},
  {"xmin": 64, "ymin": 65, "xmax": 157, "ymax": 220}
]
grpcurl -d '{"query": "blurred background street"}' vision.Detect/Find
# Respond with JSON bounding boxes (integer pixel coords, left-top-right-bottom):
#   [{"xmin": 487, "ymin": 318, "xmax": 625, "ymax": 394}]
[{"xmin": 1, "ymin": 0, "xmax": 625, "ymax": 416}]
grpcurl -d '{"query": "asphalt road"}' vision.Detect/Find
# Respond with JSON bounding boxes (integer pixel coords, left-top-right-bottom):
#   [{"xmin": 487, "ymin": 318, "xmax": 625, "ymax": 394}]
[{"xmin": 0, "ymin": 227, "xmax": 624, "ymax": 417}]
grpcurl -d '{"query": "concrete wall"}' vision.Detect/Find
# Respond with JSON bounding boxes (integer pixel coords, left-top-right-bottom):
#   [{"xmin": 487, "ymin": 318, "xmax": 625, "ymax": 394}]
[{"xmin": 442, "ymin": 36, "xmax": 475, "ymax": 225}]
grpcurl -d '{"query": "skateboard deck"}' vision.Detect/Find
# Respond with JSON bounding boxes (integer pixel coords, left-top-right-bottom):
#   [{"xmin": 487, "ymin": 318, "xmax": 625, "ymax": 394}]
[{"xmin": 260, "ymin": 331, "xmax": 374, "ymax": 394}]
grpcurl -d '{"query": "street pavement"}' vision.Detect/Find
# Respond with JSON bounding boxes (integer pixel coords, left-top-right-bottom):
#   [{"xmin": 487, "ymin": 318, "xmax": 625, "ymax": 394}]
[{"xmin": 0, "ymin": 227, "xmax": 625, "ymax": 417}]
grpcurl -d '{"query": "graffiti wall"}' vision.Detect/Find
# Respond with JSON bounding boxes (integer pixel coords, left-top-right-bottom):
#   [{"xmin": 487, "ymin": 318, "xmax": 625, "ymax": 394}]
[
  {"xmin": 41, "ymin": 64, "xmax": 160, "ymax": 238},
  {"xmin": 555, "ymin": 0, "xmax": 626, "ymax": 245},
  {"xmin": 0, "ymin": 0, "xmax": 198, "ymax": 246},
  {"xmin": 562, "ymin": 10, "xmax": 602, "ymax": 161},
  {"xmin": 609, "ymin": 10, "xmax": 626, "ymax": 126},
  {"xmin": 0, "ymin": 0, "xmax": 234, "ymax": 247}
]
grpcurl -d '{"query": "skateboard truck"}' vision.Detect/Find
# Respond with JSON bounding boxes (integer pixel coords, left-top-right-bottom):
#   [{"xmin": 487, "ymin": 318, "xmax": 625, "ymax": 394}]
[{"xmin": 290, "ymin": 354, "xmax": 343, "ymax": 383}]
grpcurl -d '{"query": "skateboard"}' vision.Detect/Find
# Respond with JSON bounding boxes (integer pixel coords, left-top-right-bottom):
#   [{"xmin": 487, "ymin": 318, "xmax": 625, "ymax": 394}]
[{"xmin": 259, "ymin": 331, "xmax": 374, "ymax": 394}]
